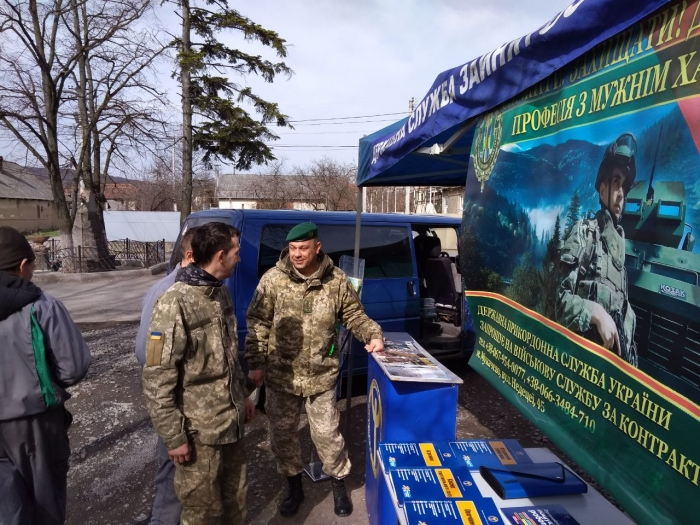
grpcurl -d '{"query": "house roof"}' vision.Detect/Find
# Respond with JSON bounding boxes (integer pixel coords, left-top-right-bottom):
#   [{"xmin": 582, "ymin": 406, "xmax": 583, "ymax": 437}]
[
  {"xmin": 103, "ymin": 182, "xmax": 140, "ymax": 200},
  {"xmin": 0, "ymin": 160, "xmax": 54, "ymax": 201}
]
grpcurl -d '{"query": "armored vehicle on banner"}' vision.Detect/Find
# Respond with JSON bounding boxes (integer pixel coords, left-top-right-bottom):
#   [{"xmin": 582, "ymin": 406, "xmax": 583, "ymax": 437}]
[{"xmin": 621, "ymin": 177, "xmax": 700, "ymax": 403}]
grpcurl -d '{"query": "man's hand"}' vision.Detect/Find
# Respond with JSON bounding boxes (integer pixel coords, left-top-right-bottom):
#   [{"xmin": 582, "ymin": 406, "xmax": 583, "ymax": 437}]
[
  {"xmin": 591, "ymin": 303, "xmax": 621, "ymax": 356},
  {"xmin": 168, "ymin": 442, "xmax": 191, "ymax": 464},
  {"xmin": 244, "ymin": 397, "xmax": 255, "ymax": 423},
  {"xmin": 365, "ymin": 338, "xmax": 384, "ymax": 353},
  {"xmin": 248, "ymin": 369, "xmax": 265, "ymax": 387}
]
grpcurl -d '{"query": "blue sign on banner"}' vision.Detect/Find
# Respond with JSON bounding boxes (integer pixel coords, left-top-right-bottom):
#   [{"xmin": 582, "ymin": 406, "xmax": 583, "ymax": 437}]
[{"xmin": 359, "ymin": 0, "xmax": 670, "ymax": 187}]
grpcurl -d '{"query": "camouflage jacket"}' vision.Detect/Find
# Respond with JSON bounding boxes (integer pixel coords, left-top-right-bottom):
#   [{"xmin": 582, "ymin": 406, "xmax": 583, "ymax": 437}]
[
  {"xmin": 555, "ymin": 209, "xmax": 637, "ymax": 364},
  {"xmin": 142, "ymin": 282, "xmax": 248, "ymax": 450},
  {"xmin": 245, "ymin": 249, "xmax": 383, "ymax": 396}
]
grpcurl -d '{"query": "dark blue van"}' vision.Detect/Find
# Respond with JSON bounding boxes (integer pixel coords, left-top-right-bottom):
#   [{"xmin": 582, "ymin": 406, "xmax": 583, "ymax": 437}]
[{"xmin": 171, "ymin": 209, "xmax": 474, "ymax": 378}]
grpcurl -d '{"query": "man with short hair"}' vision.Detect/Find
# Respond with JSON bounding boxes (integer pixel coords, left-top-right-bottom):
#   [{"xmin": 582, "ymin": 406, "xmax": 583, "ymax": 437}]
[
  {"xmin": 143, "ymin": 222, "xmax": 254, "ymax": 525},
  {"xmin": 556, "ymin": 133, "xmax": 638, "ymax": 366},
  {"xmin": 135, "ymin": 226, "xmax": 197, "ymax": 525},
  {"xmin": 0, "ymin": 226, "xmax": 91, "ymax": 525},
  {"xmin": 246, "ymin": 222, "xmax": 384, "ymax": 518}
]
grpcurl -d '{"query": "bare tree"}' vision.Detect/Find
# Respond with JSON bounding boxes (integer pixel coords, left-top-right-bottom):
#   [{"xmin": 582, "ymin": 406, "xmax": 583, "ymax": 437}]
[
  {"xmin": 254, "ymin": 160, "xmax": 296, "ymax": 209},
  {"xmin": 0, "ymin": 0, "xmax": 168, "ymax": 266},
  {"xmin": 64, "ymin": 0, "xmax": 168, "ymax": 261},
  {"xmin": 295, "ymin": 157, "xmax": 357, "ymax": 211},
  {"xmin": 0, "ymin": 0, "xmax": 80, "ymax": 250},
  {"xmin": 139, "ymin": 156, "xmax": 181, "ymax": 211}
]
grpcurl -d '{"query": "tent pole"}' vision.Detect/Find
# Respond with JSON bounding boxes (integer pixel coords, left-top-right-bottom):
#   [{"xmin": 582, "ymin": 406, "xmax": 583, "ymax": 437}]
[{"xmin": 345, "ymin": 186, "xmax": 364, "ymax": 439}]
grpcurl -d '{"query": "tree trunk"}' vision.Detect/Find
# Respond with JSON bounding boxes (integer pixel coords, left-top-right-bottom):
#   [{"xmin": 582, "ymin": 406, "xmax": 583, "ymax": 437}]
[
  {"xmin": 70, "ymin": 0, "xmax": 112, "ymax": 269},
  {"xmin": 180, "ymin": 0, "xmax": 193, "ymax": 225}
]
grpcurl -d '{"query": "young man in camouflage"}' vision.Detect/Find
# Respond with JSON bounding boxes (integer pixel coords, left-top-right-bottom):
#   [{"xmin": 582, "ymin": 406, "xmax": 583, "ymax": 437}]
[
  {"xmin": 245, "ymin": 222, "xmax": 384, "ymax": 518},
  {"xmin": 556, "ymin": 133, "xmax": 638, "ymax": 366},
  {"xmin": 135, "ymin": 226, "xmax": 197, "ymax": 525},
  {"xmin": 142, "ymin": 222, "xmax": 255, "ymax": 525}
]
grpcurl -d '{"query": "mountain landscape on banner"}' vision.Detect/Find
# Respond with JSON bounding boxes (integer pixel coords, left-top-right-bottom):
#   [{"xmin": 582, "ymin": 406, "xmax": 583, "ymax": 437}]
[{"xmin": 463, "ymin": 105, "xmax": 700, "ymax": 276}]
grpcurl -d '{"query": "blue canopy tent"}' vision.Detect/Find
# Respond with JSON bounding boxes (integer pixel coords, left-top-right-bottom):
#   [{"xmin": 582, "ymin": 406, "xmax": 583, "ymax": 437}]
[{"xmin": 356, "ymin": 0, "xmax": 669, "ymax": 189}]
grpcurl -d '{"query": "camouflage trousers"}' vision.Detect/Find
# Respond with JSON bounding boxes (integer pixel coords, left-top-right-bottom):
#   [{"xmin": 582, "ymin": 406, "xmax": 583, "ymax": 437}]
[
  {"xmin": 266, "ymin": 387, "xmax": 351, "ymax": 479},
  {"xmin": 173, "ymin": 437, "xmax": 247, "ymax": 525}
]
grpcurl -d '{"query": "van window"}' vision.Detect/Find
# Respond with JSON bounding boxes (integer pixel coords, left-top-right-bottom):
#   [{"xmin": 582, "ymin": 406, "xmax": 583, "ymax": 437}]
[{"xmin": 258, "ymin": 224, "xmax": 413, "ymax": 279}]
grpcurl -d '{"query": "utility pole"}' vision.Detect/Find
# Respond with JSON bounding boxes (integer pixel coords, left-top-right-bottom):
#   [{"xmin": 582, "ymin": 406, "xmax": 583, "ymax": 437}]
[{"xmin": 409, "ymin": 97, "xmax": 415, "ymax": 114}]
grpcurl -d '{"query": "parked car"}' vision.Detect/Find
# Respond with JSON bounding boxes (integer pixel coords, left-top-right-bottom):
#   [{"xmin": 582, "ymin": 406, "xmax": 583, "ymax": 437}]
[{"xmin": 170, "ymin": 209, "xmax": 475, "ymax": 380}]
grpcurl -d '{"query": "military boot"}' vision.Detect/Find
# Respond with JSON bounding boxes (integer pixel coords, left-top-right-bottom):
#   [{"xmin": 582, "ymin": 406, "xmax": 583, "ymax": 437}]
[
  {"xmin": 331, "ymin": 478, "xmax": 353, "ymax": 517},
  {"xmin": 279, "ymin": 473, "xmax": 304, "ymax": 517}
]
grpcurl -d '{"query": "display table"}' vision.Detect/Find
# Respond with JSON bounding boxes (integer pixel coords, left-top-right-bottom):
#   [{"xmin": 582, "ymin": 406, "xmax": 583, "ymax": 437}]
[
  {"xmin": 365, "ymin": 333, "xmax": 463, "ymax": 525},
  {"xmin": 379, "ymin": 446, "xmax": 636, "ymax": 525}
]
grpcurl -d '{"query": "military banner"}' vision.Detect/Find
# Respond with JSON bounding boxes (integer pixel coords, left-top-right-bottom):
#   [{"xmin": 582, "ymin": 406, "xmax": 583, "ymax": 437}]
[{"xmin": 463, "ymin": 1, "xmax": 700, "ymax": 524}]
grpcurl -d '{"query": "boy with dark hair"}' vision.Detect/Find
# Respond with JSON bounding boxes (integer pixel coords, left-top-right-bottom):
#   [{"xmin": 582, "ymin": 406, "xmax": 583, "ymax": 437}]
[
  {"xmin": 0, "ymin": 226, "xmax": 91, "ymax": 525},
  {"xmin": 142, "ymin": 222, "xmax": 253, "ymax": 525}
]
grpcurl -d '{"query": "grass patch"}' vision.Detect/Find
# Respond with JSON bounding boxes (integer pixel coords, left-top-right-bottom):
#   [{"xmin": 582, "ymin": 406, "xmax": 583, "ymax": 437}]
[{"xmin": 24, "ymin": 229, "xmax": 60, "ymax": 239}]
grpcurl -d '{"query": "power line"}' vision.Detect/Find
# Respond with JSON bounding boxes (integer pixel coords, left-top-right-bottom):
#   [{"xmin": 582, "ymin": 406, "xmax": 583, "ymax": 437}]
[
  {"xmin": 274, "ymin": 130, "xmax": 376, "ymax": 135},
  {"xmin": 277, "ymin": 118, "xmax": 401, "ymax": 127},
  {"xmin": 287, "ymin": 112, "xmax": 405, "ymax": 123},
  {"xmin": 271, "ymin": 145, "xmax": 357, "ymax": 148}
]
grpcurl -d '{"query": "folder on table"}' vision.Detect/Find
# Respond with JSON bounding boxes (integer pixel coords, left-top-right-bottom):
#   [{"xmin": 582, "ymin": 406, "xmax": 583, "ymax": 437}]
[{"xmin": 479, "ymin": 462, "xmax": 587, "ymax": 499}]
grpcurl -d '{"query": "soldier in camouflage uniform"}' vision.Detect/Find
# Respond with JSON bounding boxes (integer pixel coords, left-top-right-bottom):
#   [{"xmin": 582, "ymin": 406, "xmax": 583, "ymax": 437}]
[
  {"xmin": 143, "ymin": 222, "xmax": 255, "ymax": 525},
  {"xmin": 245, "ymin": 222, "xmax": 384, "ymax": 518},
  {"xmin": 556, "ymin": 133, "xmax": 638, "ymax": 366}
]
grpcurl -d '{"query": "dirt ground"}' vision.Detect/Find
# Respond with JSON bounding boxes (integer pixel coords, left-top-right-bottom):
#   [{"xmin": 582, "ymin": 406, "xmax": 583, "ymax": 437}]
[{"xmin": 64, "ymin": 323, "xmax": 617, "ymax": 525}]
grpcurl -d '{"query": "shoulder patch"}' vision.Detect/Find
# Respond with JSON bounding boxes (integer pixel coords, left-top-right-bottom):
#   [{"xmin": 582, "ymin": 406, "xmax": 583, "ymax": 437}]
[{"xmin": 146, "ymin": 332, "xmax": 165, "ymax": 367}]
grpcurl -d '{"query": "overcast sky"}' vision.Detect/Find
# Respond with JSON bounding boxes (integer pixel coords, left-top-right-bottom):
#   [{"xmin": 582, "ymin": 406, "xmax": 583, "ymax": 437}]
[{"xmin": 207, "ymin": 0, "xmax": 575, "ymax": 172}]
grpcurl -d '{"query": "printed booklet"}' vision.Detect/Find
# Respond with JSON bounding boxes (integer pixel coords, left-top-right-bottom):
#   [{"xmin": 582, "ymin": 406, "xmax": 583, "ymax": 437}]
[
  {"xmin": 379, "ymin": 439, "xmax": 532, "ymax": 472},
  {"xmin": 388, "ymin": 467, "xmax": 482, "ymax": 507},
  {"xmin": 501, "ymin": 504, "xmax": 581, "ymax": 525},
  {"xmin": 404, "ymin": 498, "xmax": 506, "ymax": 525}
]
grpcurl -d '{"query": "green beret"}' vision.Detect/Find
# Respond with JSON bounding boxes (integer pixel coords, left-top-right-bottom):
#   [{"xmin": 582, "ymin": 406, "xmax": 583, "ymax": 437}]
[{"xmin": 286, "ymin": 222, "xmax": 318, "ymax": 242}]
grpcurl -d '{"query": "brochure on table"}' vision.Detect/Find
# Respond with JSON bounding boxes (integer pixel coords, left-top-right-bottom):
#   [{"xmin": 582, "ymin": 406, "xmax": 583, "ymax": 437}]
[{"xmin": 372, "ymin": 339, "xmax": 463, "ymax": 383}]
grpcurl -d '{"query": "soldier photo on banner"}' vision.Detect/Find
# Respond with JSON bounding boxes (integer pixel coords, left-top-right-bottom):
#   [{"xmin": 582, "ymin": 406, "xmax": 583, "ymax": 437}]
[{"xmin": 555, "ymin": 132, "xmax": 639, "ymax": 368}]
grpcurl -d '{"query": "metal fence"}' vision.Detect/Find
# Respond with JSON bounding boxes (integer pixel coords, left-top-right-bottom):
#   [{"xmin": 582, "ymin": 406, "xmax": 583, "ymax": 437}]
[{"xmin": 39, "ymin": 238, "xmax": 166, "ymax": 273}]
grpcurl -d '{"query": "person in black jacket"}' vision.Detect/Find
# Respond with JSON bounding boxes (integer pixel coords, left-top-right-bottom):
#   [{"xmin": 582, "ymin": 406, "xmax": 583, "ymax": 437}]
[{"xmin": 0, "ymin": 227, "xmax": 91, "ymax": 525}]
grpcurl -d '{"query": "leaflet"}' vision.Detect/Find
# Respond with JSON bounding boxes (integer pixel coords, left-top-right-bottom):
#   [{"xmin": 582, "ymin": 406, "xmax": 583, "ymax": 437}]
[
  {"xmin": 448, "ymin": 439, "xmax": 532, "ymax": 470},
  {"xmin": 379, "ymin": 439, "xmax": 532, "ymax": 472},
  {"xmin": 404, "ymin": 498, "xmax": 506, "ymax": 525},
  {"xmin": 501, "ymin": 504, "xmax": 581, "ymax": 525},
  {"xmin": 388, "ymin": 467, "xmax": 482, "ymax": 507},
  {"xmin": 373, "ymin": 340, "xmax": 463, "ymax": 383}
]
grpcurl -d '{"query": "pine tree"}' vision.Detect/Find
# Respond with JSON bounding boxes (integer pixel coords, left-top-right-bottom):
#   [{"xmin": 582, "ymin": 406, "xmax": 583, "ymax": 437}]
[
  {"xmin": 563, "ymin": 189, "xmax": 581, "ymax": 239},
  {"xmin": 540, "ymin": 215, "xmax": 562, "ymax": 319},
  {"xmin": 173, "ymin": 0, "xmax": 292, "ymax": 222}
]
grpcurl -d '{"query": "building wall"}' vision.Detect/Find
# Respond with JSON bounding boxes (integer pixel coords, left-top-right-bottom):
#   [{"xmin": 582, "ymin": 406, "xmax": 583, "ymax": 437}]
[
  {"xmin": 292, "ymin": 202, "xmax": 325, "ymax": 211},
  {"xmin": 218, "ymin": 199, "xmax": 257, "ymax": 210},
  {"xmin": 444, "ymin": 193, "xmax": 464, "ymax": 215},
  {"xmin": 0, "ymin": 198, "xmax": 59, "ymax": 232}
]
